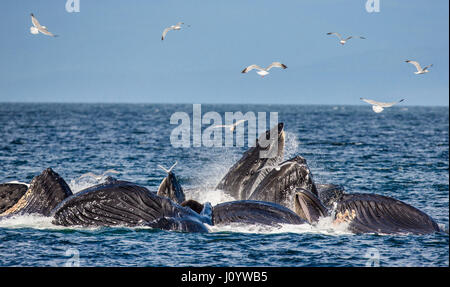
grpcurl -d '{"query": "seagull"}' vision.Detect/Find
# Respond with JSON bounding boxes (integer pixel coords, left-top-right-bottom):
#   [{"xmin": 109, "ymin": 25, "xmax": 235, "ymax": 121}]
[
  {"xmin": 211, "ymin": 119, "xmax": 247, "ymax": 131},
  {"xmin": 405, "ymin": 60, "xmax": 433, "ymax": 75},
  {"xmin": 241, "ymin": 62, "xmax": 287, "ymax": 77},
  {"xmin": 161, "ymin": 22, "xmax": 186, "ymax": 40},
  {"xmin": 360, "ymin": 98, "xmax": 405, "ymax": 113},
  {"xmin": 30, "ymin": 13, "xmax": 57, "ymax": 37},
  {"xmin": 78, "ymin": 169, "xmax": 120, "ymax": 181},
  {"xmin": 158, "ymin": 161, "xmax": 178, "ymax": 174},
  {"xmin": 326, "ymin": 32, "xmax": 365, "ymax": 45}
]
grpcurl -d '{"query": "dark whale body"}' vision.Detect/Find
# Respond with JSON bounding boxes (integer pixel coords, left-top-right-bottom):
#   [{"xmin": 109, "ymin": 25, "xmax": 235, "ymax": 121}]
[
  {"xmin": 157, "ymin": 171, "xmax": 185, "ymax": 204},
  {"xmin": 248, "ymin": 156, "xmax": 318, "ymax": 208},
  {"xmin": 334, "ymin": 193, "xmax": 440, "ymax": 235},
  {"xmin": 216, "ymin": 123, "xmax": 285, "ymax": 200},
  {"xmin": 1, "ymin": 168, "xmax": 72, "ymax": 217},
  {"xmin": 0, "ymin": 183, "xmax": 28, "ymax": 214},
  {"xmin": 295, "ymin": 189, "xmax": 441, "ymax": 235},
  {"xmin": 211, "ymin": 200, "xmax": 306, "ymax": 226},
  {"xmin": 51, "ymin": 179, "xmax": 209, "ymax": 233}
]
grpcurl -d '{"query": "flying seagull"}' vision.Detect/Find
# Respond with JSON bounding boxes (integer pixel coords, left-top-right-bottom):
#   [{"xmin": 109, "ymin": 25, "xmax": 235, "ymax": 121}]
[
  {"xmin": 161, "ymin": 22, "xmax": 186, "ymax": 40},
  {"xmin": 241, "ymin": 62, "xmax": 287, "ymax": 77},
  {"xmin": 405, "ymin": 60, "xmax": 433, "ymax": 75},
  {"xmin": 326, "ymin": 32, "xmax": 365, "ymax": 45},
  {"xmin": 158, "ymin": 161, "xmax": 178, "ymax": 174},
  {"xmin": 211, "ymin": 119, "xmax": 247, "ymax": 131},
  {"xmin": 78, "ymin": 169, "xmax": 120, "ymax": 181},
  {"xmin": 30, "ymin": 13, "xmax": 57, "ymax": 37},
  {"xmin": 360, "ymin": 98, "xmax": 404, "ymax": 113}
]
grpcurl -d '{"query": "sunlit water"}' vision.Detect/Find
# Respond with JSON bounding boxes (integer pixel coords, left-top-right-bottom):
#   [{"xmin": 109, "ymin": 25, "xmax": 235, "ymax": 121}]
[{"xmin": 0, "ymin": 104, "xmax": 448, "ymax": 266}]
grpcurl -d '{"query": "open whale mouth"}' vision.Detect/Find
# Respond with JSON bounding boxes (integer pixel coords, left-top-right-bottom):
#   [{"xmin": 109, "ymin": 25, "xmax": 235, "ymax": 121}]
[{"xmin": 294, "ymin": 188, "xmax": 328, "ymax": 224}]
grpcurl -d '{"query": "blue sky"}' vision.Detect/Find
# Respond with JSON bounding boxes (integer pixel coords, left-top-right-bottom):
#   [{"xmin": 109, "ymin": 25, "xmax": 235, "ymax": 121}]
[{"xmin": 0, "ymin": 0, "xmax": 448, "ymax": 105}]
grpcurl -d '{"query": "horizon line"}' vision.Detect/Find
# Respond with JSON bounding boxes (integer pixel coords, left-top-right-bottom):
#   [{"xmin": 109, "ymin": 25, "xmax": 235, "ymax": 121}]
[{"xmin": 0, "ymin": 101, "xmax": 448, "ymax": 108}]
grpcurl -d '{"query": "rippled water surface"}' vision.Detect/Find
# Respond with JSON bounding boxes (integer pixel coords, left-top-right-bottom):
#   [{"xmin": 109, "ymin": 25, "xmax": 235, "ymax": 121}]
[{"xmin": 0, "ymin": 103, "xmax": 448, "ymax": 266}]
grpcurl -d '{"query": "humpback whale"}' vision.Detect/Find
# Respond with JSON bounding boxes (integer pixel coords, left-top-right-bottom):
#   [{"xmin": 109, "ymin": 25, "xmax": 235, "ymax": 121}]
[
  {"xmin": 211, "ymin": 200, "xmax": 305, "ymax": 226},
  {"xmin": 248, "ymin": 156, "xmax": 318, "ymax": 209},
  {"xmin": 181, "ymin": 198, "xmax": 306, "ymax": 226},
  {"xmin": 0, "ymin": 118, "xmax": 444, "ymax": 236},
  {"xmin": 294, "ymin": 189, "xmax": 441, "ymax": 235},
  {"xmin": 51, "ymin": 178, "xmax": 210, "ymax": 232},
  {"xmin": 157, "ymin": 162, "xmax": 185, "ymax": 204},
  {"xmin": 216, "ymin": 123, "xmax": 285, "ymax": 200},
  {"xmin": 0, "ymin": 168, "xmax": 72, "ymax": 217},
  {"xmin": 217, "ymin": 134, "xmax": 442, "ymax": 235},
  {"xmin": 162, "ymin": 167, "xmax": 307, "ymax": 227},
  {"xmin": 0, "ymin": 183, "xmax": 28, "ymax": 214}
]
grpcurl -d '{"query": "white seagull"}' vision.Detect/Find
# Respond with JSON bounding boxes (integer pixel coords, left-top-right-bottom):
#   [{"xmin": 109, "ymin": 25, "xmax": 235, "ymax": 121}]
[
  {"xmin": 161, "ymin": 22, "xmax": 186, "ymax": 40},
  {"xmin": 211, "ymin": 119, "xmax": 247, "ymax": 131},
  {"xmin": 158, "ymin": 161, "xmax": 178, "ymax": 174},
  {"xmin": 78, "ymin": 169, "xmax": 120, "ymax": 180},
  {"xmin": 30, "ymin": 13, "xmax": 57, "ymax": 37},
  {"xmin": 326, "ymin": 32, "xmax": 365, "ymax": 45},
  {"xmin": 241, "ymin": 62, "xmax": 287, "ymax": 77},
  {"xmin": 405, "ymin": 60, "xmax": 433, "ymax": 75},
  {"xmin": 360, "ymin": 98, "xmax": 405, "ymax": 113}
]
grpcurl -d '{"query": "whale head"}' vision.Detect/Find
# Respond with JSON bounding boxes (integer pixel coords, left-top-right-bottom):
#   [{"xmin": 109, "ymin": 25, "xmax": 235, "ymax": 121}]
[
  {"xmin": 157, "ymin": 171, "xmax": 186, "ymax": 204},
  {"xmin": 294, "ymin": 188, "xmax": 327, "ymax": 224},
  {"xmin": 248, "ymin": 155, "xmax": 318, "ymax": 208},
  {"xmin": 216, "ymin": 123, "xmax": 285, "ymax": 200}
]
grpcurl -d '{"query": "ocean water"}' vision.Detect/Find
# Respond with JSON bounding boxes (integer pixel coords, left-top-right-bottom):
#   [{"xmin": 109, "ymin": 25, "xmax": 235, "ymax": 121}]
[{"xmin": 0, "ymin": 103, "xmax": 448, "ymax": 267}]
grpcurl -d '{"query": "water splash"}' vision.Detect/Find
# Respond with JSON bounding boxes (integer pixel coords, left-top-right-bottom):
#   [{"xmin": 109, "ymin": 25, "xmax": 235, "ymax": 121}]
[
  {"xmin": 283, "ymin": 131, "xmax": 300, "ymax": 160},
  {"xmin": 68, "ymin": 175, "xmax": 112, "ymax": 194},
  {"xmin": 185, "ymin": 188, "xmax": 234, "ymax": 206}
]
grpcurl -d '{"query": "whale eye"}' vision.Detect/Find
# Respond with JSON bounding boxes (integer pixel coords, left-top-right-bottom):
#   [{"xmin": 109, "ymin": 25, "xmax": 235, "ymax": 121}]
[{"xmin": 290, "ymin": 185, "xmax": 294, "ymax": 190}]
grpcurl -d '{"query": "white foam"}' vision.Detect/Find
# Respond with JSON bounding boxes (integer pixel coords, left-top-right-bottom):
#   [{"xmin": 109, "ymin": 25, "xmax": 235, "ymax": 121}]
[
  {"xmin": 0, "ymin": 214, "xmax": 57, "ymax": 230},
  {"xmin": 0, "ymin": 208, "xmax": 351, "ymax": 236},
  {"xmin": 207, "ymin": 216, "xmax": 352, "ymax": 235}
]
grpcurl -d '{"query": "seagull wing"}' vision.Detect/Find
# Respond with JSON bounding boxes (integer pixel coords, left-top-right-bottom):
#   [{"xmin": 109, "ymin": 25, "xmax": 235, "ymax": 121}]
[
  {"xmin": 161, "ymin": 27, "xmax": 174, "ymax": 40},
  {"xmin": 211, "ymin": 124, "xmax": 229, "ymax": 129},
  {"xmin": 423, "ymin": 64, "xmax": 433, "ymax": 71},
  {"xmin": 361, "ymin": 98, "xmax": 404, "ymax": 108},
  {"xmin": 241, "ymin": 65, "xmax": 264, "ymax": 73},
  {"xmin": 376, "ymin": 99, "xmax": 405, "ymax": 108},
  {"xmin": 38, "ymin": 27, "xmax": 57, "ymax": 37},
  {"xmin": 327, "ymin": 32, "xmax": 342, "ymax": 40},
  {"xmin": 360, "ymin": 98, "xmax": 380, "ymax": 106},
  {"xmin": 158, "ymin": 161, "xmax": 177, "ymax": 174},
  {"xmin": 31, "ymin": 14, "xmax": 41, "ymax": 28},
  {"xmin": 234, "ymin": 119, "xmax": 247, "ymax": 126},
  {"xmin": 266, "ymin": 62, "xmax": 287, "ymax": 71},
  {"xmin": 79, "ymin": 172, "xmax": 99, "ymax": 180},
  {"xmin": 405, "ymin": 60, "xmax": 423, "ymax": 72},
  {"xmin": 344, "ymin": 36, "xmax": 353, "ymax": 41},
  {"xmin": 103, "ymin": 169, "xmax": 120, "ymax": 176}
]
